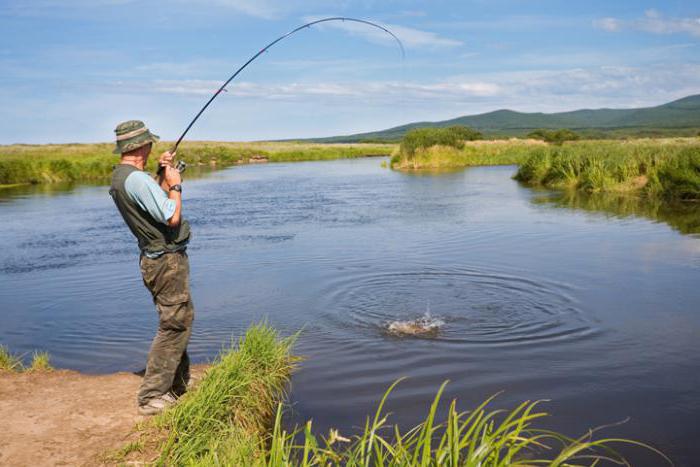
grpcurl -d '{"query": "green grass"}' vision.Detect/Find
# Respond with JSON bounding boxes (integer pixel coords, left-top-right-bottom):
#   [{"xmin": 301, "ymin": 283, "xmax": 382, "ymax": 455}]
[
  {"xmin": 0, "ymin": 346, "xmax": 53, "ymax": 372},
  {"xmin": 514, "ymin": 138, "xmax": 700, "ymax": 198},
  {"xmin": 266, "ymin": 380, "xmax": 670, "ymax": 466},
  {"xmin": 139, "ymin": 322, "xmax": 299, "ymax": 466},
  {"xmin": 0, "ymin": 141, "xmax": 394, "ymax": 186},
  {"xmin": 0, "ymin": 345, "xmax": 24, "ymax": 371},
  {"xmin": 28, "ymin": 351, "xmax": 52, "ymax": 371},
  {"xmin": 390, "ymin": 135, "xmax": 700, "ymax": 200},
  {"xmin": 390, "ymin": 139, "xmax": 544, "ymax": 170}
]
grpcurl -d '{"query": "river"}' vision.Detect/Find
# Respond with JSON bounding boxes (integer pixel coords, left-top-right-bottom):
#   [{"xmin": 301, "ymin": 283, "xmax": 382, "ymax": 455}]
[{"xmin": 1, "ymin": 158, "xmax": 698, "ymax": 465}]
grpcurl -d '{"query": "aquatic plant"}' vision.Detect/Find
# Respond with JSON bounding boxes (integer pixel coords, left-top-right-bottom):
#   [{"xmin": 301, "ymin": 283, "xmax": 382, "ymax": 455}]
[
  {"xmin": 513, "ymin": 138, "xmax": 700, "ymax": 198},
  {"xmin": 656, "ymin": 147, "xmax": 700, "ymax": 199},
  {"xmin": 265, "ymin": 380, "xmax": 671, "ymax": 466}
]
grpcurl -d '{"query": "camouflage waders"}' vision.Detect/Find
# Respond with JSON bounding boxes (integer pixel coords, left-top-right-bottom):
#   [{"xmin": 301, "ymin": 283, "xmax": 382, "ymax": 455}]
[{"xmin": 138, "ymin": 250, "xmax": 194, "ymax": 406}]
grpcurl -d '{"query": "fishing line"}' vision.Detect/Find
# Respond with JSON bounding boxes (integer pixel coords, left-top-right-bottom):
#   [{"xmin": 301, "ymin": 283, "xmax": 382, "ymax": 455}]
[{"xmin": 170, "ymin": 17, "xmax": 405, "ymax": 158}]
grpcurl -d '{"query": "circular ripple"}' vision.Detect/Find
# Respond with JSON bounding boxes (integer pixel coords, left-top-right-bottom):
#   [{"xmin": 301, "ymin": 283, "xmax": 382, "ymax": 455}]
[{"xmin": 318, "ymin": 267, "xmax": 597, "ymax": 345}]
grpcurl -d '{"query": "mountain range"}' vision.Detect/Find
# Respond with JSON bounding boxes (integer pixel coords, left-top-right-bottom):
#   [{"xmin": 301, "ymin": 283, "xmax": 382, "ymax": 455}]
[{"xmin": 309, "ymin": 94, "xmax": 700, "ymax": 142}]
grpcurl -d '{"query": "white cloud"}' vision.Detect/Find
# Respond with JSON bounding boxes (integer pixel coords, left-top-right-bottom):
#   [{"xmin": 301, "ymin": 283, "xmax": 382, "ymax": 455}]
[
  {"xmin": 200, "ymin": 0, "xmax": 285, "ymax": 19},
  {"xmin": 304, "ymin": 16, "xmax": 463, "ymax": 50},
  {"xmin": 593, "ymin": 17, "xmax": 621, "ymax": 32},
  {"xmin": 145, "ymin": 79, "xmax": 500, "ymax": 100},
  {"xmin": 124, "ymin": 63, "xmax": 700, "ymax": 112},
  {"xmin": 594, "ymin": 10, "xmax": 700, "ymax": 37}
]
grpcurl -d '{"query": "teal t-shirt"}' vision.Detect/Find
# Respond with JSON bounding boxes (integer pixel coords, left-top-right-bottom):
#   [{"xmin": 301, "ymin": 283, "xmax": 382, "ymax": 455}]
[{"xmin": 123, "ymin": 171, "xmax": 176, "ymax": 225}]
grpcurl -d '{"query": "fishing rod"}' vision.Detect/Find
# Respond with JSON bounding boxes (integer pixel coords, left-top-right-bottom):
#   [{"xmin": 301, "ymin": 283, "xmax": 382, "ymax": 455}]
[{"xmin": 163, "ymin": 17, "xmax": 405, "ymax": 174}]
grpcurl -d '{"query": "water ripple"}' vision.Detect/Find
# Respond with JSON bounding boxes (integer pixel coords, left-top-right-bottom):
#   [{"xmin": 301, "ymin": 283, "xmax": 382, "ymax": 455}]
[{"xmin": 318, "ymin": 267, "xmax": 598, "ymax": 346}]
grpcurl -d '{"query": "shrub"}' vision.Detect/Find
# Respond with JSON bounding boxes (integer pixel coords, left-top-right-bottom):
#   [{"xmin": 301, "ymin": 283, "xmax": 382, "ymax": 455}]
[
  {"xmin": 400, "ymin": 126, "xmax": 482, "ymax": 155},
  {"xmin": 528, "ymin": 128, "xmax": 581, "ymax": 145}
]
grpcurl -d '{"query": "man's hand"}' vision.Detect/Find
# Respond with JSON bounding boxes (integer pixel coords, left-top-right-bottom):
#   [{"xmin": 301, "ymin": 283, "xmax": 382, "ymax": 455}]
[
  {"xmin": 164, "ymin": 165, "xmax": 182, "ymax": 188},
  {"xmin": 159, "ymin": 151, "xmax": 175, "ymax": 169}
]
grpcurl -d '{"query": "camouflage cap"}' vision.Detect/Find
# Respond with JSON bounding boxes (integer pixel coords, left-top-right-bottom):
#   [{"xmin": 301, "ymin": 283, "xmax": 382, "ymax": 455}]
[{"xmin": 113, "ymin": 120, "xmax": 160, "ymax": 155}]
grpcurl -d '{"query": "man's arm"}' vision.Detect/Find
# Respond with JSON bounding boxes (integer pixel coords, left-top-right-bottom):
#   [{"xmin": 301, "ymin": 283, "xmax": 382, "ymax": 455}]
[
  {"xmin": 164, "ymin": 165, "xmax": 182, "ymax": 227},
  {"xmin": 124, "ymin": 170, "xmax": 182, "ymax": 227}
]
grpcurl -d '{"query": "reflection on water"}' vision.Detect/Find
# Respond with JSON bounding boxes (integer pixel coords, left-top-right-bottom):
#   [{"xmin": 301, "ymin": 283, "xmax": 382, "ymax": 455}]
[
  {"xmin": 0, "ymin": 160, "xmax": 699, "ymax": 465},
  {"xmin": 532, "ymin": 189, "xmax": 700, "ymax": 235}
]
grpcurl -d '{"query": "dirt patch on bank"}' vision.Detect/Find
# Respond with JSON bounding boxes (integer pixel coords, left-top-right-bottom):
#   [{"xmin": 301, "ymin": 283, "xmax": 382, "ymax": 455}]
[{"xmin": 0, "ymin": 366, "xmax": 205, "ymax": 466}]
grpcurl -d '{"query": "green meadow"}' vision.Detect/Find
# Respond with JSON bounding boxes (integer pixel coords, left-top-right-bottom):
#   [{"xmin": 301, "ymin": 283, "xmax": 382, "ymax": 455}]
[
  {"xmin": 0, "ymin": 141, "xmax": 394, "ymax": 187},
  {"xmin": 390, "ymin": 126, "xmax": 700, "ymax": 200}
]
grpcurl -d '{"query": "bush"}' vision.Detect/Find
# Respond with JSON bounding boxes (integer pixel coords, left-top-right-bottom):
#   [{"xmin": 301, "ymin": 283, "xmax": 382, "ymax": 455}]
[
  {"xmin": 658, "ymin": 147, "xmax": 700, "ymax": 199},
  {"xmin": 400, "ymin": 126, "xmax": 482, "ymax": 155},
  {"xmin": 528, "ymin": 128, "xmax": 581, "ymax": 145}
]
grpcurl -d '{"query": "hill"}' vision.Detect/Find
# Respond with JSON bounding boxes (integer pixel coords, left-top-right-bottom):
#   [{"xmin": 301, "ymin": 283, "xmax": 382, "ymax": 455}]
[{"xmin": 309, "ymin": 95, "xmax": 700, "ymax": 142}]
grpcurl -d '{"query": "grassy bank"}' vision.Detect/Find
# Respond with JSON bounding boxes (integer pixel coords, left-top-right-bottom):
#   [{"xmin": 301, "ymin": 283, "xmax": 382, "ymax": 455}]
[
  {"xmin": 514, "ymin": 138, "xmax": 700, "ymax": 199},
  {"xmin": 390, "ymin": 139, "xmax": 545, "ymax": 170},
  {"xmin": 0, "ymin": 345, "xmax": 52, "ymax": 372},
  {"xmin": 106, "ymin": 325, "xmax": 667, "ymax": 466},
  {"xmin": 114, "ymin": 322, "xmax": 299, "ymax": 465},
  {"xmin": 390, "ymin": 133, "xmax": 700, "ymax": 200},
  {"xmin": 0, "ymin": 141, "xmax": 394, "ymax": 187}
]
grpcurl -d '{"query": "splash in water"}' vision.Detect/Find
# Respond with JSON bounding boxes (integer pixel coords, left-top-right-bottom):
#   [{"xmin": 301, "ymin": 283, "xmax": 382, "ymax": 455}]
[{"xmin": 385, "ymin": 311, "xmax": 445, "ymax": 337}]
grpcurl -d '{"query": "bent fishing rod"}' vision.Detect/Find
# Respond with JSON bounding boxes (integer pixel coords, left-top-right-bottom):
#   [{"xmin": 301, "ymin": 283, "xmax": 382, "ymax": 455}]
[{"xmin": 163, "ymin": 17, "xmax": 405, "ymax": 174}]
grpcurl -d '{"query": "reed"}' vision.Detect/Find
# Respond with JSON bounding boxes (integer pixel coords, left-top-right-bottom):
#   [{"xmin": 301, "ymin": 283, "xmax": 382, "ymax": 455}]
[
  {"xmin": 513, "ymin": 138, "xmax": 700, "ymax": 198},
  {"xmin": 265, "ymin": 380, "xmax": 670, "ymax": 466}
]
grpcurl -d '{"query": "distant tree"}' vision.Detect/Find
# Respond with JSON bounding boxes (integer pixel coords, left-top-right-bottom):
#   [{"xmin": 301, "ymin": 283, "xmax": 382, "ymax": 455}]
[
  {"xmin": 527, "ymin": 128, "xmax": 580, "ymax": 145},
  {"xmin": 400, "ymin": 125, "xmax": 482, "ymax": 154}
]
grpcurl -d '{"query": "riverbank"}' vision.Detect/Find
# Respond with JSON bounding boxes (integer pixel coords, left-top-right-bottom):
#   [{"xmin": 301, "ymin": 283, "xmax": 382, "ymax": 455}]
[
  {"xmin": 514, "ymin": 138, "xmax": 700, "ymax": 198},
  {"xmin": 391, "ymin": 137, "xmax": 700, "ymax": 200},
  {"xmin": 0, "ymin": 141, "xmax": 394, "ymax": 187},
  {"xmin": 0, "ymin": 325, "xmax": 668, "ymax": 466},
  {"xmin": 389, "ymin": 138, "xmax": 545, "ymax": 170}
]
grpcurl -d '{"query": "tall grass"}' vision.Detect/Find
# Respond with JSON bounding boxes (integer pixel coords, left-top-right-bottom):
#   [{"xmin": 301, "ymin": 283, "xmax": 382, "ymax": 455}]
[
  {"xmin": 514, "ymin": 139, "xmax": 700, "ymax": 198},
  {"xmin": 391, "ymin": 139, "xmax": 544, "ymax": 170},
  {"xmin": 29, "ymin": 351, "xmax": 52, "ymax": 371},
  {"xmin": 266, "ymin": 380, "xmax": 670, "ymax": 466},
  {"xmin": 150, "ymin": 322, "xmax": 299, "ymax": 466},
  {"xmin": 0, "ymin": 142, "xmax": 394, "ymax": 186},
  {"xmin": 0, "ymin": 345, "xmax": 24, "ymax": 371},
  {"xmin": 0, "ymin": 346, "xmax": 53, "ymax": 371}
]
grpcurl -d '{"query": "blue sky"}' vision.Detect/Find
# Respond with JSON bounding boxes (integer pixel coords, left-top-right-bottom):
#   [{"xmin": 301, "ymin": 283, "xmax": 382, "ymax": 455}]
[{"xmin": 1, "ymin": 0, "xmax": 699, "ymax": 144}]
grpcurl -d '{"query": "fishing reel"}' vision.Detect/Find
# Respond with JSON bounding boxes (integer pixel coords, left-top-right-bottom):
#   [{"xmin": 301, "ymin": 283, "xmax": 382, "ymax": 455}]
[{"xmin": 157, "ymin": 159, "xmax": 187, "ymax": 176}]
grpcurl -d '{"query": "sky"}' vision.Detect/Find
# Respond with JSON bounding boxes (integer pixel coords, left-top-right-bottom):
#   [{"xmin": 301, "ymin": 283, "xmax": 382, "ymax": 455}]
[{"xmin": 1, "ymin": 0, "xmax": 699, "ymax": 144}]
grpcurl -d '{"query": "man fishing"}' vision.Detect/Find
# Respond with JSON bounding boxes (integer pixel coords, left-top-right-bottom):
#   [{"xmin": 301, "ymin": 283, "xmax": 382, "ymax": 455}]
[{"xmin": 109, "ymin": 120, "xmax": 193, "ymax": 416}]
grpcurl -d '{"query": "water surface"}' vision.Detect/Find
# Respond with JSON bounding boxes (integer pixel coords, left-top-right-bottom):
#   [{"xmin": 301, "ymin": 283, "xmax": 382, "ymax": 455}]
[{"xmin": 1, "ymin": 159, "xmax": 698, "ymax": 465}]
